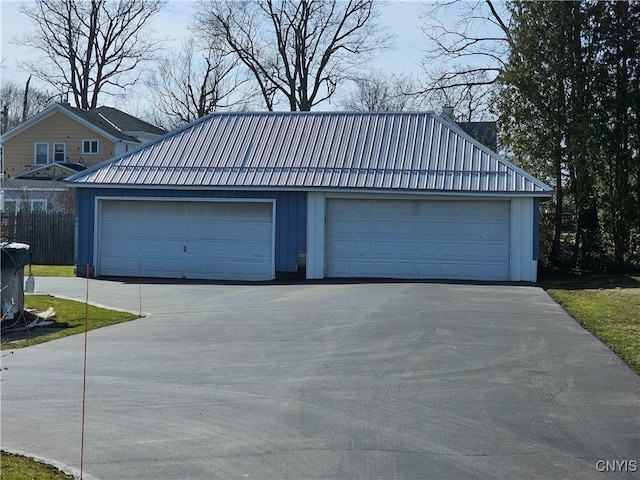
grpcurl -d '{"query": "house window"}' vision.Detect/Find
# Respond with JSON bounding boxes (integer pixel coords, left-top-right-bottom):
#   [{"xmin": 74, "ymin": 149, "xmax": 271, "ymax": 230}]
[
  {"xmin": 53, "ymin": 143, "xmax": 66, "ymax": 162},
  {"xmin": 3, "ymin": 200, "xmax": 17, "ymax": 213},
  {"xmin": 34, "ymin": 142, "xmax": 49, "ymax": 165},
  {"xmin": 82, "ymin": 139, "xmax": 99, "ymax": 154},
  {"xmin": 31, "ymin": 200, "xmax": 46, "ymax": 212}
]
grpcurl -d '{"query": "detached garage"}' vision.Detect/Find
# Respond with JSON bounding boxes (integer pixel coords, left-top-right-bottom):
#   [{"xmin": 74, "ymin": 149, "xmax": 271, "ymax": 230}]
[{"xmin": 68, "ymin": 111, "xmax": 552, "ymax": 282}]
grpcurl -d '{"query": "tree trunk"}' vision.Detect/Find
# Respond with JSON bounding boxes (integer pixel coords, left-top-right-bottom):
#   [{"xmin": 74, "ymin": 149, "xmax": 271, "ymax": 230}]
[
  {"xmin": 549, "ymin": 142, "xmax": 563, "ymax": 266},
  {"xmin": 22, "ymin": 76, "xmax": 31, "ymax": 122}
]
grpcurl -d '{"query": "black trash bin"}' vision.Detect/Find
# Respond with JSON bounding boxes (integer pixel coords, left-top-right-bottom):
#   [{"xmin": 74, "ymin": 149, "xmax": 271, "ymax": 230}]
[{"xmin": 1, "ymin": 242, "xmax": 31, "ymax": 323}]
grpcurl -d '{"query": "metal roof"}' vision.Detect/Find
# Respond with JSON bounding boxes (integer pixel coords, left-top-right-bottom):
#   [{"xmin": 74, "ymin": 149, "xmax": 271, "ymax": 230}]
[{"xmin": 68, "ymin": 112, "xmax": 552, "ymax": 195}]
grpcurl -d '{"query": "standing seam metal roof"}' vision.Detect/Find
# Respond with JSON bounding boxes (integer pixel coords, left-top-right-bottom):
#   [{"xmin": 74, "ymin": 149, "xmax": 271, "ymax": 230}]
[{"xmin": 68, "ymin": 112, "xmax": 552, "ymax": 194}]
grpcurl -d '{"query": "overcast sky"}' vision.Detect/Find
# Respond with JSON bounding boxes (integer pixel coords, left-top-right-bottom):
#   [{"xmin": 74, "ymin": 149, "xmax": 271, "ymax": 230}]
[{"xmin": 0, "ymin": 1, "xmax": 434, "ymax": 113}]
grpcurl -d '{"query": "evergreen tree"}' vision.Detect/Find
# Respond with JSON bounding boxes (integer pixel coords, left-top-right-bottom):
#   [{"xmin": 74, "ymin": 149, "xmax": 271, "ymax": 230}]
[{"xmin": 498, "ymin": 1, "xmax": 639, "ymax": 269}]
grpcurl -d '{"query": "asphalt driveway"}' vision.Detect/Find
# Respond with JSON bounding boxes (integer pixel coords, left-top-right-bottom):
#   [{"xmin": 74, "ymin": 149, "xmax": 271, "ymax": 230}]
[{"xmin": 1, "ymin": 278, "xmax": 638, "ymax": 480}]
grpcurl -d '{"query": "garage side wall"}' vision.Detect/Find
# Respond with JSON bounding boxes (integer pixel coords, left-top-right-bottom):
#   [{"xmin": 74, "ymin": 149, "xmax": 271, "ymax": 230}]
[
  {"xmin": 74, "ymin": 188, "xmax": 306, "ymax": 276},
  {"xmin": 510, "ymin": 197, "xmax": 538, "ymax": 282}
]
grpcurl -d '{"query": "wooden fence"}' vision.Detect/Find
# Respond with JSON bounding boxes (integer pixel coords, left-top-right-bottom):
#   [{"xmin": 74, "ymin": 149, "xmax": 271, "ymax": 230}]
[{"xmin": 1, "ymin": 211, "xmax": 74, "ymax": 264}]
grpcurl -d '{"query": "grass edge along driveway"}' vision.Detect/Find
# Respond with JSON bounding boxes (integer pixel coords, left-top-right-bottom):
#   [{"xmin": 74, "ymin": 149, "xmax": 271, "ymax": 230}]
[
  {"xmin": 542, "ymin": 273, "xmax": 640, "ymax": 373},
  {"xmin": 0, "ymin": 450, "xmax": 73, "ymax": 480},
  {"xmin": 1, "ymin": 294, "xmax": 139, "ymax": 350}
]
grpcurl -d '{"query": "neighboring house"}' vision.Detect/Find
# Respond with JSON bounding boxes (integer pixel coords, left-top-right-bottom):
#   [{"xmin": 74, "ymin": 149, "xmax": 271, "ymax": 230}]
[
  {"xmin": 67, "ymin": 111, "xmax": 553, "ymax": 283},
  {"xmin": 0, "ymin": 102, "xmax": 165, "ymax": 211},
  {"xmin": 1, "ymin": 163, "xmax": 86, "ymax": 212}
]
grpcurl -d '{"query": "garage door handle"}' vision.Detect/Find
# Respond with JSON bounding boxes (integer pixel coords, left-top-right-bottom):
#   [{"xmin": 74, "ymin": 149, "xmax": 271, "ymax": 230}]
[{"xmin": 183, "ymin": 246, "xmax": 186, "ymax": 253}]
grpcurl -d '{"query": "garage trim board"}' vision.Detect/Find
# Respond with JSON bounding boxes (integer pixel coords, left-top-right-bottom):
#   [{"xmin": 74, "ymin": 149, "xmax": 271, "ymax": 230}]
[{"xmin": 94, "ymin": 197, "xmax": 276, "ymax": 281}]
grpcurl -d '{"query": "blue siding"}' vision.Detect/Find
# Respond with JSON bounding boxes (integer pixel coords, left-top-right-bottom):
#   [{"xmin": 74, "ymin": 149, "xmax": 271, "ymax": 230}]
[{"xmin": 75, "ymin": 188, "xmax": 306, "ymax": 275}]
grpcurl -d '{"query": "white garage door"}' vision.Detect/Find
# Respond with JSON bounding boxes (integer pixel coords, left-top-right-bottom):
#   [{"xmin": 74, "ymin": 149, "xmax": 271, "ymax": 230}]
[
  {"xmin": 98, "ymin": 200, "xmax": 274, "ymax": 281},
  {"xmin": 325, "ymin": 199, "xmax": 510, "ymax": 281}
]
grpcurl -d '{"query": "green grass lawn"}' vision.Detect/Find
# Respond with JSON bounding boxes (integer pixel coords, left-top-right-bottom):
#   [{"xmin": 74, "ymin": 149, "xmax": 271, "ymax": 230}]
[
  {"xmin": 1, "ymin": 294, "xmax": 139, "ymax": 349},
  {"xmin": 24, "ymin": 265, "xmax": 75, "ymax": 277},
  {"xmin": 0, "ymin": 451, "xmax": 73, "ymax": 479},
  {"xmin": 542, "ymin": 273, "xmax": 640, "ymax": 373}
]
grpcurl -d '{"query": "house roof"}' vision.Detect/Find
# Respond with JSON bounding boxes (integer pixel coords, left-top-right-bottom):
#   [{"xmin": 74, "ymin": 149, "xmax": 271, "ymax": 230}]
[
  {"xmin": 457, "ymin": 122, "xmax": 497, "ymax": 152},
  {"xmin": 14, "ymin": 162, "xmax": 87, "ymax": 180},
  {"xmin": 85, "ymin": 106, "xmax": 165, "ymax": 137},
  {"xmin": 1, "ymin": 178, "xmax": 69, "ymax": 191},
  {"xmin": 1, "ymin": 103, "xmax": 165, "ymax": 143},
  {"xmin": 67, "ymin": 111, "xmax": 552, "ymax": 196}
]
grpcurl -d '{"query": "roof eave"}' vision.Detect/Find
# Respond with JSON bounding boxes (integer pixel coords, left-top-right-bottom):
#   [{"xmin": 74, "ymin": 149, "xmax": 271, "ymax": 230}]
[{"xmin": 67, "ymin": 181, "xmax": 554, "ymax": 197}]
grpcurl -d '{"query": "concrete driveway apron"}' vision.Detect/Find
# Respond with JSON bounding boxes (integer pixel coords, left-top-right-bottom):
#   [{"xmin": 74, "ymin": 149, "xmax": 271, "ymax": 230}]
[{"xmin": 1, "ymin": 278, "xmax": 638, "ymax": 479}]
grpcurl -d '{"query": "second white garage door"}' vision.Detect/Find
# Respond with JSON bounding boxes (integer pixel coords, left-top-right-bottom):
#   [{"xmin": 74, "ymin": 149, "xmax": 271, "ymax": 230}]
[
  {"xmin": 98, "ymin": 200, "xmax": 274, "ymax": 281},
  {"xmin": 325, "ymin": 199, "xmax": 510, "ymax": 281}
]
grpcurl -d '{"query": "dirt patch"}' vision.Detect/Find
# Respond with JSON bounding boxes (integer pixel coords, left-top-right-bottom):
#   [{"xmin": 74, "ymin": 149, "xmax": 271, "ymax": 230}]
[{"xmin": 1, "ymin": 311, "xmax": 68, "ymax": 345}]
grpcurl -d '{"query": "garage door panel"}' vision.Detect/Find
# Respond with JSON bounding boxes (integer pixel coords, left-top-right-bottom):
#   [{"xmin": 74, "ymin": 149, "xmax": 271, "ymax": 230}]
[
  {"xmin": 485, "ymin": 243, "xmax": 508, "ymax": 258},
  {"xmin": 375, "ymin": 241, "xmax": 395, "ymax": 255},
  {"xmin": 398, "ymin": 242, "xmax": 418, "ymax": 256},
  {"xmin": 440, "ymin": 243, "xmax": 461, "ymax": 257},
  {"xmin": 353, "ymin": 241, "xmax": 373, "ymax": 255},
  {"xmin": 463, "ymin": 223, "xmax": 485, "ymax": 238},
  {"xmin": 396, "ymin": 262, "xmax": 417, "ymax": 276},
  {"xmin": 373, "ymin": 262, "xmax": 394, "ymax": 276},
  {"xmin": 419, "ymin": 242, "xmax": 439, "ymax": 257},
  {"xmin": 99, "ymin": 200, "xmax": 273, "ymax": 280},
  {"xmin": 463, "ymin": 243, "xmax": 483, "ymax": 257},
  {"xmin": 374, "ymin": 221, "xmax": 396, "ymax": 235},
  {"xmin": 463, "ymin": 264, "xmax": 483, "ymax": 278},
  {"xmin": 418, "ymin": 263, "xmax": 439, "ymax": 277},
  {"xmin": 485, "ymin": 264, "xmax": 508, "ymax": 279},
  {"xmin": 417, "ymin": 221, "xmax": 440, "ymax": 236},
  {"xmin": 353, "ymin": 220, "xmax": 373, "ymax": 234},
  {"xmin": 441, "ymin": 263, "xmax": 463, "ymax": 277},
  {"xmin": 326, "ymin": 199, "xmax": 509, "ymax": 281},
  {"xmin": 354, "ymin": 262, "xmax": 376, "ymax": 275},
  {"xmin": 486, "ymin": 221, "xmax": 510, "ymax": 234},
  {"xmin": 440, "ymin": 222, "xmax": 465, "ymax": 237},
  {"xmin": 397, "ymin": 222, "xmax": 417, "ymax": 235}
]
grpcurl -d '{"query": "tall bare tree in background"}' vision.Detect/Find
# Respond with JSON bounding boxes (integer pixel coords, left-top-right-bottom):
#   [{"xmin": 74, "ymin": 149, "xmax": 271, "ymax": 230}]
[
  {"xmin": 418, "ymin": 0, "xmax": 510, "ymax": 119},
  {"xmin": 1, "ymin": 77, "xmax": 54, "ymax": 132},
  {"xmin": 17, "ymin": 0, "xmax": 166, "ymax": 110},
  {"xmin": 338, "ymin": 71, "xmax": 423, "ymax": 111},
  {"xmin": 194, "ymin": 0, "xmax": 389, "ymax": 111},
  {"xmin": 146, "ymin": 37, "xmax": 251, "ymax": 128}
]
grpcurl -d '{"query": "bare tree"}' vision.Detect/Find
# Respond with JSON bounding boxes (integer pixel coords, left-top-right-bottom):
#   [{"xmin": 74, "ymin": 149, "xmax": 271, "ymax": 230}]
[
  {"xmin": 146, "ymin": 37, "xmax": 251, "ymax": 128},
  {"xmin": 417, "ymin": 0, "xmax": 510, "ymax": 118},
  {"xmin": 17, "ymin": 0, "xmax": 166, "ymax": 110},
  {"xmin": 339, "ymin": 71, "xmax": 423, "ymax": 111},
  {"xmin": 195, "ymin": 0, "xmax": 390, "ymax": 111},
  {"xmin": 420, "ymin": 69, "xmax": 495, "ymax": 121},
  {"xmin": 1, "ymin": 77, "xmax": 54, "ymax": 132}
]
